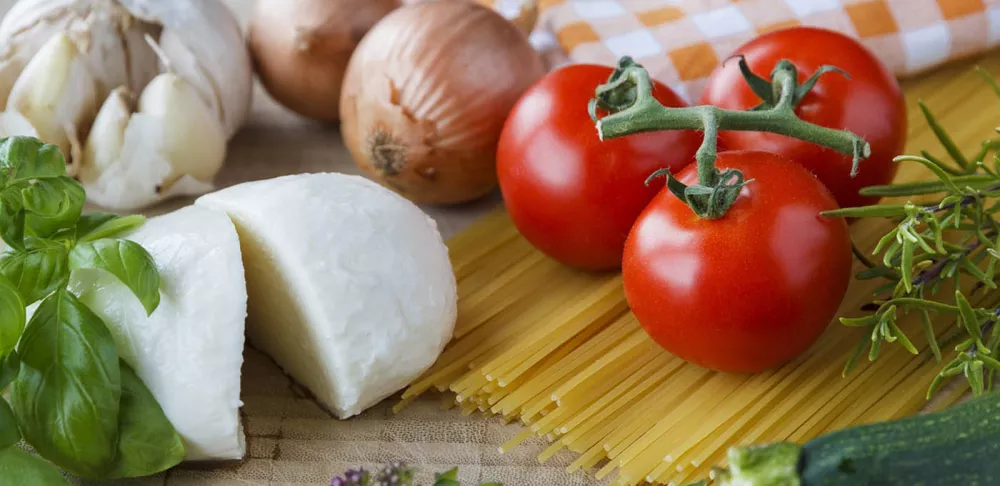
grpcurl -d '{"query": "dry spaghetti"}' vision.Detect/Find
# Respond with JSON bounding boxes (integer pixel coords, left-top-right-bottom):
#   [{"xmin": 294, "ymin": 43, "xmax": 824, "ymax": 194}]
[{"xmin": 397, "ymin": 210, "xmax": 972, "ymax": 486}]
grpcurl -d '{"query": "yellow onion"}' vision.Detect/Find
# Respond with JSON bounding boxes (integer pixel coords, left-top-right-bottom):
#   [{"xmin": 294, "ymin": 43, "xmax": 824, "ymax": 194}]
[
  {"xmin": 340, "ymin": 0, "xmax": 545, "ymax": 205},
  {"xmin": 248, "ymin": 0, "xmax": 401, "ymax": 122}
]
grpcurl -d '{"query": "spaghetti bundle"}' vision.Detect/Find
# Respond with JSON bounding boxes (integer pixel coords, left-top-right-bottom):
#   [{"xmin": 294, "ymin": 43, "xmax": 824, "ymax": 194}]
[{"xmin": 398, "ymin": 210, "xmax": 970, "ymax": 485}]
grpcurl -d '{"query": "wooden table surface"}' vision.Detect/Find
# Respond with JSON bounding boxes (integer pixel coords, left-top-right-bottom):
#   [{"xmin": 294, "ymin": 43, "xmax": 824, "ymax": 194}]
[{"xmin": 2, "ymin": 1, "xmax": 1000, "ymax": 485}]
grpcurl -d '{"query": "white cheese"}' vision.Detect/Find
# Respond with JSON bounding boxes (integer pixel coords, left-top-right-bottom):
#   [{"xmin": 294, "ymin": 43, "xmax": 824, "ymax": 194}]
[
  {"xmin": 196, "ymin": 173, "xmax": 457, "ymax": 419},
  {"xmin": 67, "ymin": 205, "xmax": 248, "ymax": 461}
]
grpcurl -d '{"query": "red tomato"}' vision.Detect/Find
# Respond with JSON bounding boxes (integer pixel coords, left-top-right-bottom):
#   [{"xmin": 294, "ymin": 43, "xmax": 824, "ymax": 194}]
[
  {"xmin": 623, "ymin": 151, "xmax": 852, "ymax": 373},
  {"xmin": 497, "ymin": 64, "xmax": 701, "ymax": 270},
  {"xmin": 699, "ymin": 27, "xmax": 906, "ymax": 210}
]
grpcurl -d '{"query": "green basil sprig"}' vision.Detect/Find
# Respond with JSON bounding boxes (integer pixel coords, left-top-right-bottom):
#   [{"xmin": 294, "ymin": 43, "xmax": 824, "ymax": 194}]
[{"xmin": 0, "ymin": 136, "xmax": 182, "ymax": 482}]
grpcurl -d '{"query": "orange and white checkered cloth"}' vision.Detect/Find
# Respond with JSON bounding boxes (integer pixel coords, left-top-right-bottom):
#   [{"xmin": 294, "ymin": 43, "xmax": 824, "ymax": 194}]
[{"xmin": 489, "ymin": 0, "xmax": 1000, "ymax": 102}]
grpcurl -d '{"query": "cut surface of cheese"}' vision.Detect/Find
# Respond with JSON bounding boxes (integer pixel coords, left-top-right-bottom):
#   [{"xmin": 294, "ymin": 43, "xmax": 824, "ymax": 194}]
[
  {"xmin": 68, "ymin": 205, "xmax": 248, "ymax": 461},
  {"xmin": 196, "ymin": 173, "xmax": 457, "ymax": 419}
]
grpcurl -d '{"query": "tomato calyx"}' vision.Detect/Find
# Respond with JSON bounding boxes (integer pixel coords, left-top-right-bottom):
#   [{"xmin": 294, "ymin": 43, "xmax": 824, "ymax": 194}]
[
  {"xmin": 645, "ymin": 155, "xmax": 750, "ymax": 220},
  {"xmin": 730, "ymin": 54, "xmax": 849, "ymax": 112},
  {"xmin": 591, "ymin": 56, "xmax": 872, "ymax": 219}
]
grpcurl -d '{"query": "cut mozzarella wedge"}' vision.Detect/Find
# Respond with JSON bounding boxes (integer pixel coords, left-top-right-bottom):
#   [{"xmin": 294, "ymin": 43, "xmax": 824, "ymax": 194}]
[
  {"xmin": 67, "ymin": 205, "xmax": 248, "ymax": 461},
  {"xmin": 196, "ymin": 173, "xmax": 456, "ymax": 419}
]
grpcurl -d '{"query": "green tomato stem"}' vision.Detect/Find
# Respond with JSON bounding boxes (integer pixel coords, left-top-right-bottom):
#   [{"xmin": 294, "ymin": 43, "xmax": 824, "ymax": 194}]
[{"xmin": 591, "ymin": 57, "xmax": 872, "ymax": 219}]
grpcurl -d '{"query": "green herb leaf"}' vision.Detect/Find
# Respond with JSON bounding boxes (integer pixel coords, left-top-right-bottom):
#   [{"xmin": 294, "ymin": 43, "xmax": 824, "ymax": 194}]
[
  {"xmin": 859, "ymin": 175, "xmax": 996, "ymax": 196},
  {"xmin": 70, "ymin": 239, "xmax": 160, "ymax": 315},
  {"xmin": 900, "ymin": 239, "xmax": 915, "ymax": 292},
  {"xmin": 842, "ymin": 335, "xmax": 868, "ymax": 377},
  {"xmin": 435, "ymin": 467, "xmax": 461, "ymax": 486},
  {"xmin": 75, "ymin": 213, "xmax": 144, "ymax": 243},
  {"xmin": 890, "ymin": 320, "xmax": 919, "ymax": 355},
  {"xmin": 840, "ymin": 315, "xmax": 879, "ymax": 327},
  {"xmin": 21, "ymin": 177, "xmax": 85, "ymax": 238},
  {"xmin": 0, "ymin": 397, "xmax": 19, "ymax": 449},
  {"xmin": 0, "ymin": 275, "xmax": 24, "ymax": 358},
  {"xmin": 855, "ymin": 265, "xmax": 899, "ymax": 280},
  {"xmin": 920, "ymin": 310, "xmax": 942, "ymax": 362},
  {"xmin": 980, "ymin": 354, "xmax": 1000, "ymax": 372},
  {"xmin": 0, "ymin": 351, "xmax": 18, "ymax": 392},
  {"xmin": 0, "ymin": 245, "xmax": 69, "ymax": 305},
  {"xmin": 868, "ymin": 335, "xmax": 882, "ymax": 361},
  {"xmin": 955, "ymin": 292, "xmax": 983, "ymax": 342},
  {"xmin": 918, "ymin": 101, "xmax": 970, "ymax": 170},
  {"xmin": 0, "ymin": 137, "xmax": 66, "ymax": 183},
  {"xmin": 10, "ymin": 290, "xmax": 121, "ymax": 478},
  {"xmin": 102, "ymin": 361, "xmax": 183, "ymax": 479},
  {"xmin": 0, "ymin": 189, "xmax": 25, "ymax": 251},
  {"xmin": 918, "ymin": 149, "xmax": 963, "ymax": 176},
  {"xmin": 822, "ymin": 204, "xmax": 909, "ymax": 218},
  {"xmin": 896, "ymin": 155, "xmax": 963, "ymax": 192},
  {"xmin": 0, "ymin": 446, "xmax": 70, "ymax": 486}
]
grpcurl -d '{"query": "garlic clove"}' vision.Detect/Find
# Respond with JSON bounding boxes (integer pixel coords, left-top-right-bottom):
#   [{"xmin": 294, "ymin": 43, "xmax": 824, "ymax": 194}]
[
  {"xmin": 81, "ymin": 73, "xmax": 224, "ymax": 211},
  {"xmin": 0, "ymin": 110, "xmax": 39, "ymax": 139},
  {"xmin": 137, "ymin": 72, "xmax": 226, "ymax": 182},
  {"xmin": 0, "ymin": 58, "xmax": 25, "ymax": 110},
  {"xmin": 117, "ymin": 0, "xmax": 252, "ymax": 138},
  {"xmin": 82, "ymin": 112, "xmax": 173, "ymax": 211},
  {"xmin": 83, "ymin": 111, "xmax": 214, "ymax": 211},
  {"xmin": 6, "ymin": 32, "xmax": 98, "ymax": 162},
  {"xmin": 79, "ymin": 86, "xmax": 132, "ymax": 185},
  {"xmin": 151, "ymin": 29, "xmax": 221, "ymax": 131}
]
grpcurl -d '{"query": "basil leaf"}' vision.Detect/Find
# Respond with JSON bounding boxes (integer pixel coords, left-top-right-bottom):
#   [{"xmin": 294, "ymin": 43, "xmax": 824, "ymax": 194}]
[
  {"xmin": 0, "ymin": 351, "xmax": 18, "ymax": 391},
  {"xmin": 21, "ymin": 177, "xmax": 85, "ymax": 237},
  {"xmin": 76, "ymin": 213, "xmax": 145, "ymax": 243},
  {"xmin": 0, "ymin": 137, "xmax": 66, "ymax": 182},
  {"xmin": 0, "ymin": 189, "xmax": 24, "ymax": 251},
  {"xmin": 0, "ymin": 275, "xmax": 24, "ymax": 357},
  {"xmin": 0, "ymin": 397, "xmax": 19, "ymax": 449},
  {"xmin": 70, "ymin": 238, "xmax": 160, "ymax": 315},
  {"xmin": 0, "ymin": 447, "xmax": 70, "ymax": 485},
  {"xmin": 0, "ymin": 246, "xmax": 69, "ymax": 305},
  {"xmin": 10, "ymin": 290, "xmax": 121, "ymax": 478},
  {"xmin": 102, "ymin": 360, "xmax": 184, "ymax": 479}
]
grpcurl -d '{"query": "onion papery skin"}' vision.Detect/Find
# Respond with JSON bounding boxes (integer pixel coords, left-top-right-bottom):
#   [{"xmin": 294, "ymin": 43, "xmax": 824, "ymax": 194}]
[
  {"xmin": 248, "ymin": 0, "xmax": 401, "ymax": 123},
  {"xmin": 339, "ymin": 0, "xmax": 545, "ymax": 205}
]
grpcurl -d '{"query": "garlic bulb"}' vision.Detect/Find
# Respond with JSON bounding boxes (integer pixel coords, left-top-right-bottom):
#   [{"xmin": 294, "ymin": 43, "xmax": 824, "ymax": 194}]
[
  {"xmin": 0, "ymin": 0, "xmax": 252, "ymax": 210},
  {"xmin": 6, "ymin": 32, "xmax": 98, "ymax": 164}
]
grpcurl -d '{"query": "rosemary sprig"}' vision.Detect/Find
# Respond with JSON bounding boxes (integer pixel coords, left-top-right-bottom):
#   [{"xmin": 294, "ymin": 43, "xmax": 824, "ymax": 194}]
[{"xmin": 823, "ymin": 68, "xmax": 1000, "ymax": 399}]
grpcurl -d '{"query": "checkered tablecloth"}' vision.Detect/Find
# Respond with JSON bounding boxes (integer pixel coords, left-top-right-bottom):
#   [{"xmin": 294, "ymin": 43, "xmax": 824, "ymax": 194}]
[{"xmin": 492, "ymin": 0, "xmax": 1000, "ymax": 102}]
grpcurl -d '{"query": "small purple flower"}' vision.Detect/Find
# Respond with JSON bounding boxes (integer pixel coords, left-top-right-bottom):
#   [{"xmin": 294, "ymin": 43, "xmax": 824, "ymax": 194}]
[
  {"xmin": 374, "ymin": 462, "xmax": 414, "ymax": 485},
  {"xmin": 331, "ymin": 467, "xmax": 370, "ymax": 486}
]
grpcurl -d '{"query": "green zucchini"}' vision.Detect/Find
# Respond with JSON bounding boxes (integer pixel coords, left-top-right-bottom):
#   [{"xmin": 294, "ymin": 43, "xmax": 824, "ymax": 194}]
[{"xmin": 703, "ymin": 391, "xmax": 1000, "ymax": 486}]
